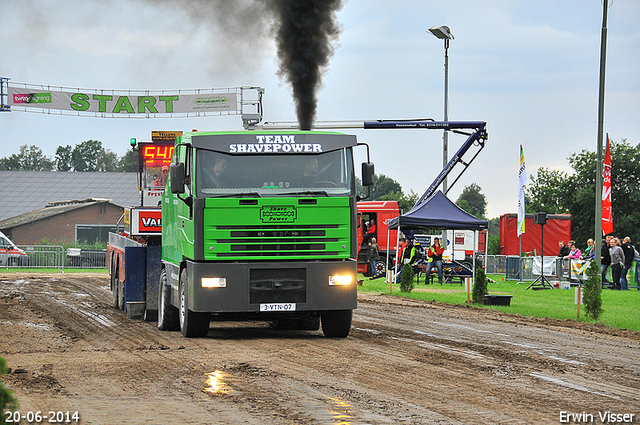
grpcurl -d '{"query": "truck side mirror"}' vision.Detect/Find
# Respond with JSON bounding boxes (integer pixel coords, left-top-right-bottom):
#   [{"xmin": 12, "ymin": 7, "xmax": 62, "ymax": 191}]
[
  {"xmin": 170, "ymin": 163, "xmax": 186, "ymax": 194},
  {"xmin": 362, "ymin": 162, "xmax": 375, "ymax": 186}
]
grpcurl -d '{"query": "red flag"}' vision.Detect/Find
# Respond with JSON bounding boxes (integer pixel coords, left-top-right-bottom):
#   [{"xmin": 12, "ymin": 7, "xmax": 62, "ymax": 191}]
[{"xmin": 602, "ymin": 134, "xmax": 613, "ymax": 235}]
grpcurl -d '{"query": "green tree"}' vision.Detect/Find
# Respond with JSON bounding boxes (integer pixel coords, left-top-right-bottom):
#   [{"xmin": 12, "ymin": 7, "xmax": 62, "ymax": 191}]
[
  {"xmin": 370, "ymin": 174, "xmax": 402, "ymax": 201},
  {"xmin": 399, "ymin": 262, "xmax": 414, "ymax": 292},
  {"xmin": 55, "ymin": 145, "xmax": 73, "ymax": 171},
  {"xmin": 526, "ymin": 139, "xmax": 640, "ymax": 247},
  {"xmin": 525, "ymin": 168, "xmax": 570, "ymax": 214},
  {"xmin": 71, "ymin": 140, "xmax": 103, "ymax": 171},
  {"xmin": 456, "ymin": 183, "xmax": 487, "ymax": 218},
  {"xmin": 472, "ymin": 267, "xmax": 488, "ymax": 303},
  {"xmin": 379, "ymin": 190, "xmax": 418, "ymax": 213},
  {"xmin": 117, "ymin": 149, "xmax": 138, "ymax": 172},
  {"xmin": 97, "ymin": 149, "xmax": 119, "ymax": 172},
  {"xmin": 1, "ymin": 356, "xmax": 19, "ymax": 424},
  {"xmin": 583, "ymin": 260, "xmax": 603, "ymax": 321},
  {"xmin": 0, "ymin": 145, "xmax": 53, "ymax": 171}
]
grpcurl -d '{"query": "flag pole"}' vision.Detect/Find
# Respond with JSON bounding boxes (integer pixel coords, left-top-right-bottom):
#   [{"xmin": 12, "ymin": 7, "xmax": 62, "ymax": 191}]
[
  {"xmin": 517, "ymin": 145, "xmax": 527, "ymax": 284},
  {"xmin": 594, "ymin": 0, "xmax": 609, "ymax": 267}
]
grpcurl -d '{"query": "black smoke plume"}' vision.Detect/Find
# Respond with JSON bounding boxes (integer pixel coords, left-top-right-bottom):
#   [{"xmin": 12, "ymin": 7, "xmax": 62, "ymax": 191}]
[
  {"xmin": 262, "ymin": 0, "xmax": 344, "ymax": 130},
  {"xmin": 144, "ymin": 0, "xmax": 344, "ymax": 130}
]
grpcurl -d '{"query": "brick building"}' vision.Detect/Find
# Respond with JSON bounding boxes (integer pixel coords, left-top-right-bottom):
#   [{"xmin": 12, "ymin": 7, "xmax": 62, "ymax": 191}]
[
  {"xmin": 0, "ymin": 199, "xmax": 125, "ymax": 245},
  {"xmin": 0, "ymin": 171, "xmax": 139, "ymax": 245}
]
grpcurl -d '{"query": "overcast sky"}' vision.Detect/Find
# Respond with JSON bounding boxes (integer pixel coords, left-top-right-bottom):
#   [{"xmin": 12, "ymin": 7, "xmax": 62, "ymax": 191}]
[{"xmin": 1, "ymin": 0, "xmax": 638, "ymax": 219}]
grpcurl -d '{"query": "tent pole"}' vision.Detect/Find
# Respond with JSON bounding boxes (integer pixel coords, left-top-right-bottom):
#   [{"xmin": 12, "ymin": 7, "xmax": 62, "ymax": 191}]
[
  {"xmin": 473, "ymin": 230, "xmax": 477, "ymax": 286},
  {"xmin": 386, "ymin": 223, "xmax": 391, "ymax": 283}
]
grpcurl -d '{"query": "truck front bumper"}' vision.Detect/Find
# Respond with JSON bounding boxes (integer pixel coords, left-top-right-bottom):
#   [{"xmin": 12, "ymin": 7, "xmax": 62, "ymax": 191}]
[{"xmin": 184, "ymin": 259, "xmax": 357, "ymax": 313}]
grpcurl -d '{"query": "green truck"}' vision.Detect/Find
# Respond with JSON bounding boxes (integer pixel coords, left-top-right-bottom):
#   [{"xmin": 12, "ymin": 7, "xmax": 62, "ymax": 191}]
[{"xmin": 156, "ymin": 130, "xmax": 373, "ymax": 337}]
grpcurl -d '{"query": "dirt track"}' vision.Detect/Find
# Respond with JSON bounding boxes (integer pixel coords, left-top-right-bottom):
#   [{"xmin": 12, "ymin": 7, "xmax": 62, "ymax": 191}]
[{"xmin": 1, "ymin": 273, "xmax": 639, "ymax": 424}]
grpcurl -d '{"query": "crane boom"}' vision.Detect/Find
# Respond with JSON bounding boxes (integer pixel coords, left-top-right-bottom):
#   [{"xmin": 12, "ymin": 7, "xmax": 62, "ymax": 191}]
[{"xmin": 255, "ymin": 119, "xmax": 488, "ymax": 209}]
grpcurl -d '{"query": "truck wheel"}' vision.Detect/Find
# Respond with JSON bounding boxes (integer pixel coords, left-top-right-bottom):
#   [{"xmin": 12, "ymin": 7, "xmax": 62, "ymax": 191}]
[
  {"xmin": 118, "ymin": 279, "xmax": 125, "ymax": 311},
  {"xmin": 178, "ymin": 269, "xmax": 210, "ymax": 337},
  {"xmin": 320, "ymin": 310, "xmax": 352, "ymax": 338},
  {"xmin": 111, "ymin": 262, "xmax": 120, "ymax": 309},
  {"xmin": 157, "ymin": 269, "xmax": 179, "ymax": 331},
  {"xmin": 376, "ymin": 256, "xmax": 387, "ymax": 275}
]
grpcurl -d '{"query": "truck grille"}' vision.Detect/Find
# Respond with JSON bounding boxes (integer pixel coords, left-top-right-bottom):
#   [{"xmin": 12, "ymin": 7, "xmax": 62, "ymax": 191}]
[{"xmin": 212, "ymin": 224, "xmax": 341, "ymax": 258}]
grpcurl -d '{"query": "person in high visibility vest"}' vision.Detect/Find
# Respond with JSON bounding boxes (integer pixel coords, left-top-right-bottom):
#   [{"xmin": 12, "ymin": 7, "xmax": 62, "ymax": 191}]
[
  {"xmin": 394, "ymin": 239, "xmax": 416, "ymax": 283},
  {"xmin": 425, "ymin": 237, "xmax": 444, "ymax": 284}
]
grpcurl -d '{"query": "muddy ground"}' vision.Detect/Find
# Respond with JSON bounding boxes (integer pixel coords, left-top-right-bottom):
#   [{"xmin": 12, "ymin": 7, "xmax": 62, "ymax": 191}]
[{"xmin": 1, "ymin": 273, "xmax": 639, "ymax": 424}]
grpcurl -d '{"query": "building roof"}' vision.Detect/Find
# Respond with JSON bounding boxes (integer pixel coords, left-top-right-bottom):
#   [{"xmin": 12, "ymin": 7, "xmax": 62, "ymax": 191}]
[
  {"xmin": 0, "ymin": 171, "xmax": 139, "ymax": 221},
  {"xmin": 0, "ymin": 199, "xmax": 119, "ymax": 230}
]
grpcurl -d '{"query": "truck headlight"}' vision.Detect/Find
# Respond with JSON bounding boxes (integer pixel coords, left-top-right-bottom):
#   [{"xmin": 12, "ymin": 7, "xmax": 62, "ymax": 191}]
[
  {"xmin": 328, "ymin": 274, "xmax": 353, "ymax": 286},
  {"xmin": 201, "ymin": 277, "xmax": 226, "ymax": 288}
]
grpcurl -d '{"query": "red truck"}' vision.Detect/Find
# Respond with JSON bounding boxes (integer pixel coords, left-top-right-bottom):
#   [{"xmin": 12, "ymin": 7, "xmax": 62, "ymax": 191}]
[{"xmin": 356, "ymin": 201, "xmax": 401, "ymax": 276}]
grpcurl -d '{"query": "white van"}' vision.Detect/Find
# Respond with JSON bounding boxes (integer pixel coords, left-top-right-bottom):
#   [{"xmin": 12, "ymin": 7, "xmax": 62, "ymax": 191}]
[{"xmin": 0, "ymin": 231, "xmax": 30, "ymax": 266}]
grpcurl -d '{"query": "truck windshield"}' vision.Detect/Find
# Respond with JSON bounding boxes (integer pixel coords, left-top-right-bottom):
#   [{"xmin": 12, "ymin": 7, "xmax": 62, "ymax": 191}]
[{"xmin": 195, "ymin": 148, "xmax": 355, "ymax": 198}]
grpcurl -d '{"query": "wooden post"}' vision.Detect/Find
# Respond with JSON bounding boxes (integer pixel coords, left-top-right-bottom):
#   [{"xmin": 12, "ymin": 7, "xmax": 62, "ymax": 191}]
[
  {"xmin": 575, "ymin": 286, "xmax": 582, "ymax": 320},
  {"xmin": 389, "ymin": 271, "xmax": 393, "ymax": 294}
]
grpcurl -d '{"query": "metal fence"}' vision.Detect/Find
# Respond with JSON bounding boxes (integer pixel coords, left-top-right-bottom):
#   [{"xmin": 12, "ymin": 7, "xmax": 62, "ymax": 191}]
[{"xmin": 0, "ymin": 245, "xmax": 108, "ymax": 269}]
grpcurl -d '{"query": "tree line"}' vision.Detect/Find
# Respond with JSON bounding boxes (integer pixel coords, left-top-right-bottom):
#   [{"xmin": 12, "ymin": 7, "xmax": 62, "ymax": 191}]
[
  {"xmin": 0, "ymin": 142, "xmax": 137, "ymax": 172},
  {"xmin": 526, "ymin": 138, "xmax": 639, "ymax": 251}
]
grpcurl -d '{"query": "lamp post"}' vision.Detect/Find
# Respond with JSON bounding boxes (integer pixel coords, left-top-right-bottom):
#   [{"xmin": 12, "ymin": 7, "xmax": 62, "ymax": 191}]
[{"xmin": 428, "ymin": 25, "xmax": 454, "ymax": 194}]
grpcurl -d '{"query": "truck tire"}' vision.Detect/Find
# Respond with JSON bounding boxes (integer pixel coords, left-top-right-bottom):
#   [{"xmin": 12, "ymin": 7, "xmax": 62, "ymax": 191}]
[
  {"xmin": 375, "ymin": 256, "xmax": 388, "ymax": 275},
  {"xmin": 157, "ymin": 269, "xmax": 179, "ymax": 331},
  {"xmin": 118, "ymin": 278, "xmax": 125, "ymax": 311},
  {"xmin": 111, "ymin": 261, "xmax": 119, "ymax": 309},
  {"xmin": 178, "ymin": 268, "xmax": 210, "ymax": 337},
  {"xmin": 320, "ymin": 310, "xmax": 352, "ymax": 338}
]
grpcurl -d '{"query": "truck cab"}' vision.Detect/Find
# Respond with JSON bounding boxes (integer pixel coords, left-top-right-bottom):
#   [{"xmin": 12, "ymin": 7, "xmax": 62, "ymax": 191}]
[{"xmin": 159, "ymin": 130, "xmax": 373, "ymax": 338}]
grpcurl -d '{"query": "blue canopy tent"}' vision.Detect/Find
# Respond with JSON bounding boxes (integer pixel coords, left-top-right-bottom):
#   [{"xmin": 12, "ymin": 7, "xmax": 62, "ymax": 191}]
[
  {"xmin": 388, "ymin": 190, "xmax": 488, "ymax": 231},
  {"xmin": 387, "ymin": 190, "xmax": 488, "ymax": 284}
]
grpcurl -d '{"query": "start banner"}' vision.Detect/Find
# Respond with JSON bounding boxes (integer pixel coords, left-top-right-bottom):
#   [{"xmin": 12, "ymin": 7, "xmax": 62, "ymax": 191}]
[{"xmin": 6, "ymin": 83, "xmax": 241, "ymax": 117}]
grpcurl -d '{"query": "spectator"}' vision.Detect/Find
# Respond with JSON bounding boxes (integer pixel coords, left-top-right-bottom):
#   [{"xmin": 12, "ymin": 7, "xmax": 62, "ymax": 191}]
[
  {"xmin": 425, "ymin": 237, "xmax": 445, "ymax": 284},
  {"xmin": 558, "ymin": 241, "xmax": 570, "ymax": 258},
  {"xmin": 609, "ymin": 237, "xmax": 625, "ymax": 290},
  {"xmin": 582, "ymin": 238, "xmax": 595, "ymax": 261},
  {"xmin": 635, "ymin": 246, "xmax": 640, "ymax": 291},
  {"xmin": 620, "ymin": 236, "xmax": 634, "ymax": 290},
  {"xmin": 395, "ymin": 239, "xmax": 416, "ymax": 283},
  {"xmin": 395, "ymin": 237, "xmax": 407, "ymax": 274},
  {"xmin": 563, "ymin": 241, "xmax": 581, "ymax": 260},
  {"xmin": 368, "ymin": 238, "xmax": 379, "ymax": 278},
  {"xmin": 601, "ymin": 238, "xmax": 611, "ymax": 285}
]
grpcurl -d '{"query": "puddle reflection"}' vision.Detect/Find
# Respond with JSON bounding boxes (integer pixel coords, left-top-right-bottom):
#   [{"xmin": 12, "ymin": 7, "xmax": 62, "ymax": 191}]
[
  {"xmin": 328, "ymin": 396, "xmax": 353, "ymax": 424},
  {"xmin": 203, "ymin": 370, "xmax": 232, "ymax": 395}
]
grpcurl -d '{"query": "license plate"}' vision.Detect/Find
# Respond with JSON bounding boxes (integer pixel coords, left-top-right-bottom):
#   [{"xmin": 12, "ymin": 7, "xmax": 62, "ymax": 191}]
[{"xmin": 260, "ymin": 303, "xmax": 296, "ymax": 312}]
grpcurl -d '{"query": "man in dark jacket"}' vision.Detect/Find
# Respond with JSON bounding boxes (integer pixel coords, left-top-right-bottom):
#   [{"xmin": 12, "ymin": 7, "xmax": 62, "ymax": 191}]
[
  {"xmin": 620, "ymin": 236, "xmax": 634, "ymax": 290},
  {"xmin": 557, "ymin": 241, "xmax": 570, "ymax": 258},
  {"xmin": 601, "ymin": 238, "xmax": 611, "ymax": 285}
]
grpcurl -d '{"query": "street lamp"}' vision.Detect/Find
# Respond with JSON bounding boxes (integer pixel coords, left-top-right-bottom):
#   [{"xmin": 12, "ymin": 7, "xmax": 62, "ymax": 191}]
[{"xmin": 428, "ymin": 25, "xmax": 454, "ymax": 194}]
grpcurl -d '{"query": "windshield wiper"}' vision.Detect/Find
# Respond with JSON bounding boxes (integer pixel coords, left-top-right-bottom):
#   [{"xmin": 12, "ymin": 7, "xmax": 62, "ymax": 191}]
[
  {"xmin": 212, "ymin": 192, "xmax": 262, "ymax": 198},
  {"xmin": 277, "ymin": 191, "xmax": 330, "ymax": 197}
]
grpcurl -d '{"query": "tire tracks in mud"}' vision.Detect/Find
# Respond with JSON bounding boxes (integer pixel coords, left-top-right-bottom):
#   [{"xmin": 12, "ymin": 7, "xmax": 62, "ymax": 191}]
[{"xmin": 2, "ymin": 275, "xmax": 640, "ymax": 424}]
